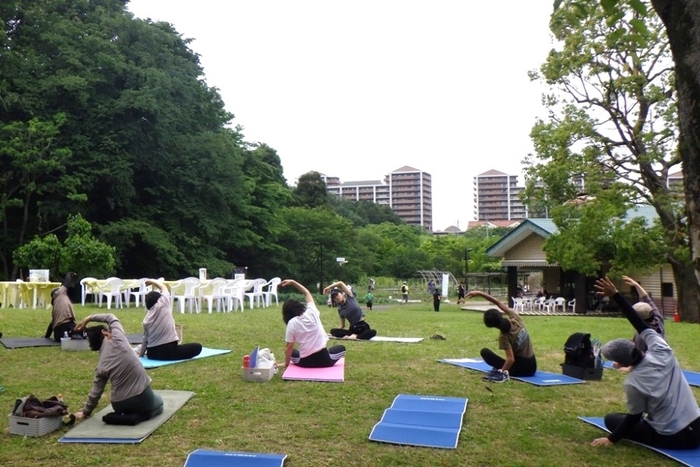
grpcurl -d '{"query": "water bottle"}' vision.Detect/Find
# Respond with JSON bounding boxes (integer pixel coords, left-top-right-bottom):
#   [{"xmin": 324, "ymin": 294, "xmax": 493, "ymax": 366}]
[
  {"xmin": 63, "ymin": 331, "xmax": 68, "ymax": 339},
  {"xmin": 243, "ymin": 355, "xmax": 250, "ymax": 368}
]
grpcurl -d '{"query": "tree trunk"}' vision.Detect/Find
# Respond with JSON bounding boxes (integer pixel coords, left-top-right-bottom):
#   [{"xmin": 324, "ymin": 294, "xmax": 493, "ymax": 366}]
[
  {"xmin": 651, "ymin": 0, "xmax": 700, "ymax": 323},
  {"xmin": 672, "ymin": 261, "xmax": 700, "ymax": 323}
]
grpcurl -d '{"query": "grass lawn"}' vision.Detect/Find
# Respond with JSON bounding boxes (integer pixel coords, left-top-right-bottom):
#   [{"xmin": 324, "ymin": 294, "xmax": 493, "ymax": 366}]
[{"xmin": 1, "ymin": 298, "xmax": 698, "ymax": 467}]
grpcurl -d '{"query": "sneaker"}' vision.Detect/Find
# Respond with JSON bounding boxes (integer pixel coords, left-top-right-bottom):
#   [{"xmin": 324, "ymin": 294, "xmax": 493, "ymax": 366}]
[
  {"xmin": 482, "ymin": 368, "xmax": 500, "ymax": 382},
  {"xmin": 488, "ymin": 370, "xmax": 510, "ymax": 383}
]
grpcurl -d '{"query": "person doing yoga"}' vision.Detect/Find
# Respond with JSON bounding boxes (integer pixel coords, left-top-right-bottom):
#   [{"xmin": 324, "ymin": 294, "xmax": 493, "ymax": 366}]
[
  {"xmin": 466, "ymin": 290, "xmax": 537, "ymax": 383},
  {"xmin": 139, "ymin": 279, "xmax": 202, "ymax": 361},
  {"xmin": 324, "ymin": 281, "xmax": 377, "ymax": 340},
  {"xmin": 590, "ymin": 277, "xmax": 700, "ymax": 450},
  {"xmin": 72, "ymin": 313, "xmax": 163, "ymax": 424},
  {"xmin": 279, "ymin": 279, "xmax": 345, "ymax": 369}
]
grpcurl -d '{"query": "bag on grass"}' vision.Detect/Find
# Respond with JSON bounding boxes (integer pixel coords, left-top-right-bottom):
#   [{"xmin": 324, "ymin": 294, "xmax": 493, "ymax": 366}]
[{"xmin": 564, "ymin": 332, "xmax": 595, "ymax": 368}]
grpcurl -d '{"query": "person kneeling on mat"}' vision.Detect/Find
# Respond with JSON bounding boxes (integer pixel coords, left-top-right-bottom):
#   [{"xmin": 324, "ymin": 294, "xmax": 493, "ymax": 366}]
[
  {"xmin": 324, "ymin": 281, "xmax": 377, "ymax": 340},
  {"xmin": 466, "ymin": 290, "xmax": 537, "ymax": 383},
  {"xmin": 139, "ymin": 279, "xmax": 202, "ymax": 361},
  {"xmin": 279, "ymin": 279, "xmax": 346, "ymax": 369},
  {"xmin": 72, "ymin": 313, "xmax": 163, "ymax": 425},
  {"xmin": 44, "ymin": 272, "xmax": 79, "ymax": 342}
]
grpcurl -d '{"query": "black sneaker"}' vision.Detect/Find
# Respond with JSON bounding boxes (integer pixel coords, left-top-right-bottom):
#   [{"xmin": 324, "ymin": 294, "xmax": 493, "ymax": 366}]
[
  {"xmin": 488, "ymin": 370, "xmax": 510, "ymax": 383},
  {"xmin": 482, "ymin": 368, "xmax": 500, "ymax": 381}
]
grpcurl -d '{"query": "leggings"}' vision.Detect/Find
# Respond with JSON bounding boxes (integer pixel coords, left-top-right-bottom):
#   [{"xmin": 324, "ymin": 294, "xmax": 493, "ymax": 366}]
[
  {"xmin": 605, "ymin": 413, "xmax": 700, "ymax": 449},
  {"xmin": 291, "ymin": 345, "xmax": 346, "ymax": 368},
  {"xmin": 112, "ymin": 386, "xmax": 164, "ymax": 419},
  {"xmin": 330, "ymin": 321, "xmax": 377, "ymax": 340},
  {"xmin": 480, "ymin": 348, "xmax": 537, "ymax": 377},
  {"xmin": 146, "ymin": 341, "xmax": 203, "ymax": 361}
]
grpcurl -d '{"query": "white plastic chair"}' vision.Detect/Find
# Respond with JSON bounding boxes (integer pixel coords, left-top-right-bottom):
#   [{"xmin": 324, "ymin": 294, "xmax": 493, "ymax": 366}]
[
  {"xmin": 172, "ymin": 277, "xmax": 200, "ymax": 314},
  {"xmin": 262, "ymin": 277, "xmax": 281, "ymax": 307},
  {"xmin": 223, "ymin": 279, "xmax": 251, "ymax": 312},
  {"xmin": 244, "ymin": 278, "xmax": 267, "ymax": 309},
  {"xmin": 554, "ymin": 297, "xmax": 566, "ymax": 312},
  {"xmin": 511, "ymin": 297, "xmax": 524, "ymax": 312},
  {"xmin": 98, "ymin": 277, "xmax": 124, "ymax": 309},
  {"xmin": 542, "ymin": 298, "xmax": 554, "ymax": 313},
  {"xmin": 199, "ymin": 278, "xmax": 228, "ymax": 313},
  {"xmin": 567, "ymin": 298, "xmax": 576, "ymax": 313},
  {"xmin": 128, "ymin": 278, "xmax": 151, "ymax": 308},
  {"xmin": 80, "ymin": 277, "xmax": 98, "ymax": 306},
  {"xmin": 534, "ymin": 296, "xmax": 546, "ymax": 311}
]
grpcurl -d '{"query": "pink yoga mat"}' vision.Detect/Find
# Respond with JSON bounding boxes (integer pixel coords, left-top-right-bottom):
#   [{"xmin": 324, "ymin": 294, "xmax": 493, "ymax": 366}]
[{"xmin": 282, "ymin": 358, "xmax": 345, "ymax": 382}]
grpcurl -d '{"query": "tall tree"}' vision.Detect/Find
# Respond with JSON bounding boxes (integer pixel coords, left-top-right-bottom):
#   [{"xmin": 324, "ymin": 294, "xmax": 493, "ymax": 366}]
[
  {"xmin": 529, "ymin": 0, "xmax": 699, "ymax": 321},
  {"xmin": 294, "ymin": 171, "xmax": 328, "ymax": 208}
]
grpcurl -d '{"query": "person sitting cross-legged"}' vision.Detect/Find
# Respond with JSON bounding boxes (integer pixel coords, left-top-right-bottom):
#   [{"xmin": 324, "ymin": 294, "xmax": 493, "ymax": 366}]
[
  {"xmin": 466, "ymin": 290, "xmax": 537, "ymax": 383},
  {"xmin": 325, "ymin": 281, "xmax": 377, "ymax": 340},
  {"xmin": 278, "ymin": 279, "xmax": 346, "ymax": 369},
  {"xmin": 139, "ymin": 279, "xmax": 202, "ymax": 361}
]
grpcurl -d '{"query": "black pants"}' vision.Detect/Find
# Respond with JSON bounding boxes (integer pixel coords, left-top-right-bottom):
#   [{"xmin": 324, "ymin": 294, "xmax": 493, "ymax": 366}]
[
  {"xmin": 605, "ymin": 413, "xmax": 700, "ymax": 449},
  {"xmin": 111, "ymin": 386, "xmax": 164, "ymax": 419},
  {"xmin": 292, "ymin": 345, "xmax": 346, "ymax": 368},
  {"xmin": 433, "ymin": 300, "xmax": 440, "ymax": 312},
  {"xmin": 146, "ymin": 341, "xmax": 202, "ymax": 361},
  {"xmin": 46, "ymin": 321, "xmax": 76, "ymax": 342},
  {"xmin": 330, "ymin": 321, "xmax": 377, "ymax": 340},
  {"xmin": 480, "ymin": 348, "xmax": 537, "ymax": 377}
]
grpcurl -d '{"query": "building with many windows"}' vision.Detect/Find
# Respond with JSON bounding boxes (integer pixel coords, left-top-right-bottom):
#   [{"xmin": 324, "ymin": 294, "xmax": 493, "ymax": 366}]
[
  {"xmin": 322, "ymin": 166, "xmax": 432, "ymax": 230},
  {"xmin": 473, "ymin": 169, "xmax": 527, "ymax": 221}
]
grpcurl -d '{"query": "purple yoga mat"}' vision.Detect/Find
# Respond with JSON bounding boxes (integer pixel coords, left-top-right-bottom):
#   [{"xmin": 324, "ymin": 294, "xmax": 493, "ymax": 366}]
[{"xmin": 282, "ymin": 358, "xmax": 345, "ymax": 382}]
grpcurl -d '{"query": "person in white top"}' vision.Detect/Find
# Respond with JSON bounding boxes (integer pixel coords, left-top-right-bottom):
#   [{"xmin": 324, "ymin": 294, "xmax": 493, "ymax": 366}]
[{"xmin": 278, "ymin": 279, "xmax": 345, "ymax": 369}]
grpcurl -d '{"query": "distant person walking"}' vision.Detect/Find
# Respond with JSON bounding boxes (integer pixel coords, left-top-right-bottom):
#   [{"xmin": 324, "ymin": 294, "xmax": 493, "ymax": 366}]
[
  {"xmin": 457, "ymin": 282, "xmax": 466, "ymax": 305},
  {"xmin": 364, "ymin": 289, "xmax": 374, "ymax": 311}
]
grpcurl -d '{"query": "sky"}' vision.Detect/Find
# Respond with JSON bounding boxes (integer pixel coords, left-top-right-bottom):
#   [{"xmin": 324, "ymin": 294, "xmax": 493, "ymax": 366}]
[{"xmin": 127, "ymin": 1, "xmax": 556, "ymax": 231}]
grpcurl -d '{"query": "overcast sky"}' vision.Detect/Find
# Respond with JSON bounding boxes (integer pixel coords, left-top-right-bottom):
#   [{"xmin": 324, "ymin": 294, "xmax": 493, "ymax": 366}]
[{"xmin": 127, "ymin": 0, "xmax": 556, "ymax": 231}]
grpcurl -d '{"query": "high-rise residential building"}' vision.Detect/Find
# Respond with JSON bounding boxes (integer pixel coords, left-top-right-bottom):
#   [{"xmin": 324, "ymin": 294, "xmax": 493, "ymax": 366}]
[
  {"xmin": 473, "ymin": 169, "xmax": 527, "ymax": 221},
  {"xmin": 322, "ymin": 166, "xmax": 432, "ymax": 230}
]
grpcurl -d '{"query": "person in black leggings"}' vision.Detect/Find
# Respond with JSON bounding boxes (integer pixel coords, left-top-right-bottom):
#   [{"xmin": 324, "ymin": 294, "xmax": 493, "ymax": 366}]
[
  {"xmin": 324, "ymin": 281, "xmax": 377, "ymax": 340},
  {"xmin": 465, "ymin": 290, "xmax": 537, "ymax": 382},
  {"xmin": 591, "ymin": 277, "xmax": 700, "ymax": 450},
  {"xmin": 139, "ymin": 280, "xmax": 202, "ymax": 361}
]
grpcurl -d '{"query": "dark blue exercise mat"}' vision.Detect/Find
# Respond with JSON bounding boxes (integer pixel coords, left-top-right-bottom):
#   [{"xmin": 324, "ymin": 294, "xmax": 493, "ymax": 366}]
[
  {"xmin": 603, "ymin": 361, "xmax": 700, "ymax": 388},
  {"xmin": 438, "ymin": 358, "xmax": 585, "ymax": 386},
  {"xmin": 1, "ymin": 334, "xmax": 143, "ymax": 349},
  {"xmin": 579, "ymin": 416, "xmax": 700, "ymax": 467},
  {"xmin": 183, "ymin": 449, "xmax": 287, "ymax": 467},
  {"xmin": 369, "ymin": 394, "xmax": 468, "ymax": 449}
]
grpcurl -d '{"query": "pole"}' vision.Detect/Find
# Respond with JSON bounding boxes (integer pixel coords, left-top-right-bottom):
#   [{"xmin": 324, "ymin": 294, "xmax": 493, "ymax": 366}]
[{"xmin": 464, "ymin": 249, "xmax": 471, "ymax": 291}]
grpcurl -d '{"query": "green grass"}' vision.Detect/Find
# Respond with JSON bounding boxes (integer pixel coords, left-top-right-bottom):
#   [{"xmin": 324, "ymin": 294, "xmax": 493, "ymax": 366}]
[{"xmin": 1, "ymin": 300, "xmax": 698, "ymax": 467}]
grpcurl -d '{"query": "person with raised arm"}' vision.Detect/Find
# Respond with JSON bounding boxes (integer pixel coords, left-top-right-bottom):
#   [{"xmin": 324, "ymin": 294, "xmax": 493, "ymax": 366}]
[
  {"xmin": 44, "ymin": 272, "xmax": 79, "ymax": 341},
  {"xmin": 591, "ymin": 277, "xmax": 700, "ymax": 450},
  {"xmin": 279, "ymin": 279, "xmax": 345, "ymax": 368},
  {"xmin": 324, "ymin": 280, "xmax": 377, "ymax": 340},
  {"xmin": 622, "ymin": 275, "xmax": 666, "ymax": 353},
  {"xmin": 139, "ymin": 279, "xmax": 202, "ymax": 361},
  {"xmin": 465, "ymin": 290, "xmax": 537, "ymax": 383},
  {"xmin": 72, "ymin": 313, "xmax": 163, "ymax": 424}
]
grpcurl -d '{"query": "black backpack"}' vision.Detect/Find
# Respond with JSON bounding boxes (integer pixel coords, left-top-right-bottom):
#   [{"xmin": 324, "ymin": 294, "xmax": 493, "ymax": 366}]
[{"xmin": 564, "ymin": 332, "xmax": 595, "ymax": 368}]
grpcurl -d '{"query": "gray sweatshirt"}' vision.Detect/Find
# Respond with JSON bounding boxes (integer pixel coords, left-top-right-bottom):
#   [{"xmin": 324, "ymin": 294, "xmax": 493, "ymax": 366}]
[{"xmin": 82, "ymin": 314, "xmax": 151, "ymax": 416}]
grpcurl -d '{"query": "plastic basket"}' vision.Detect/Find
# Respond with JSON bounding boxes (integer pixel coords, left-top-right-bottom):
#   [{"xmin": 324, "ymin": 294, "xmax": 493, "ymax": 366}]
[
  {"xmin": 242, "ymin": 366, "xmax": 276, "ymax": 382},
  {"xmin": 561, "ymin": 363, "xmax": 603, "ymax": 381},
  {"xmin": 61, "ymin": 338, "xmax": 89, "ymax": 351},
  {"xmin": 8, "ymin": 415, "xmax": 63, "ymax": 436}
]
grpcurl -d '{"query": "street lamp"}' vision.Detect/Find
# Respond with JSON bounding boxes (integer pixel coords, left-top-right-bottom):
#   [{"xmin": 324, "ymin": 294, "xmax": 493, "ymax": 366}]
[{"xmin": 464, "ymin": 248, "xmax": 472, "ymax": 291}]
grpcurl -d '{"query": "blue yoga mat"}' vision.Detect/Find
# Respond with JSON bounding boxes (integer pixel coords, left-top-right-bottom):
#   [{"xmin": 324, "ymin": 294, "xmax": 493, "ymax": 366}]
[
  {"xmin": 438, "ymin": 358, "xmax": 584, "ymax": 386},
  {"xmin": 183, "ymin": 449, "xmax": 287, "ymax": 467},
  {"xmin": 579, "ymin": 416, "xmax": 700, "ymax": 467},
  {"xmin": 369, "ymin": 394, "xmax": 468, "ymax": 449},
  {"xmin": 140, "ymin": 347, "xmax": 231, "ymax": 369},
  {"xmin": 603, "ymin": 361, "xmax": 700, "ymax": 387}
]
